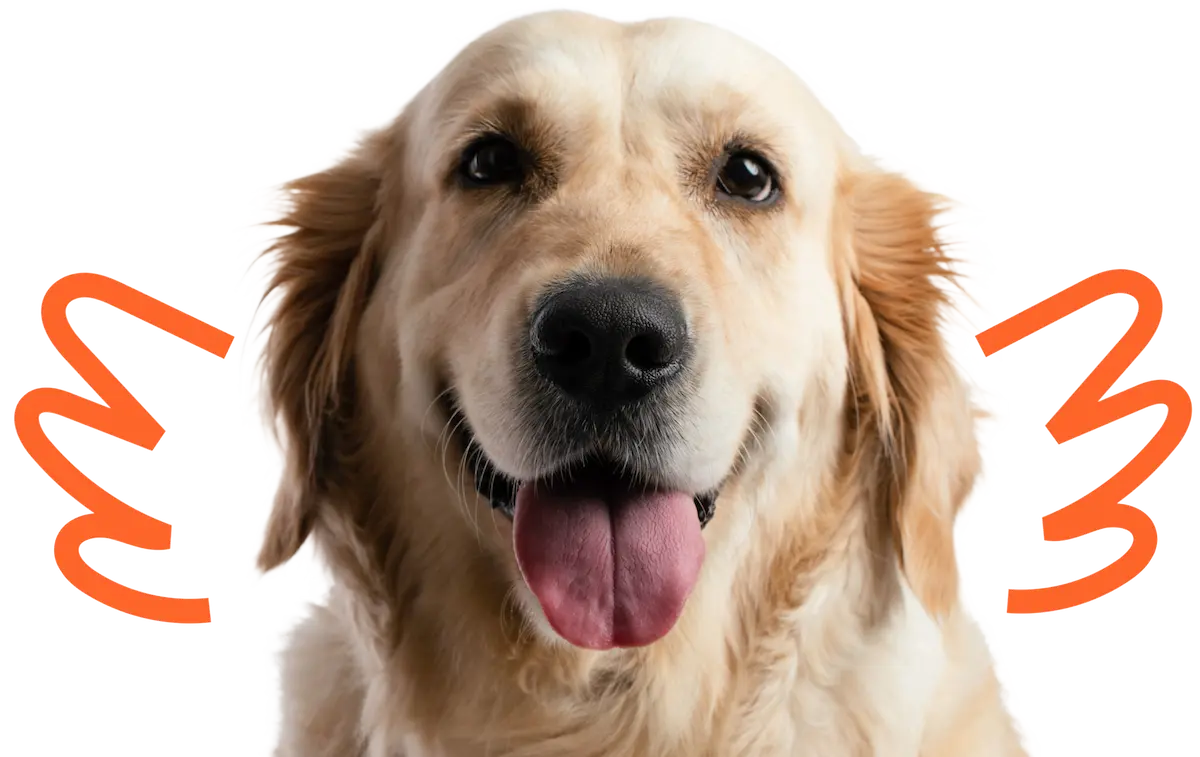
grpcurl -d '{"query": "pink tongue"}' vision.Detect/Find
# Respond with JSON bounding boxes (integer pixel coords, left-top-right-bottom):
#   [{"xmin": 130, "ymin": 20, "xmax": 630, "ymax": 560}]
[{"xmin": 512, "ymin": 476, "xmax": 705, "ymax": 650}]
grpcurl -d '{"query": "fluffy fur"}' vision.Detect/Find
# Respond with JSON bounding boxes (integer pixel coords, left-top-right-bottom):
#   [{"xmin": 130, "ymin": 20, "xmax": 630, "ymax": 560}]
[{"xmin": 257, "ymin": 11, "xmax": 1027, "ymax": 756}]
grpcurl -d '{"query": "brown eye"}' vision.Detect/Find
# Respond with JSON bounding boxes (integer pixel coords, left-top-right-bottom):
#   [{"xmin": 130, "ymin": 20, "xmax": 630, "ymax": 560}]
[
  {"xmin": 716, "ymin": 151, "xmax": 777, "ymax": 204},
  {"xmin": 460, "ymin": 136, "xmax": 524, "ymax": 186}
]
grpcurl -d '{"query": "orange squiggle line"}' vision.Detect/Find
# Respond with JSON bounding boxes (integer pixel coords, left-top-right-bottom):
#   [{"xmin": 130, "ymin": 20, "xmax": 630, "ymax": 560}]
[
  {"xmin": 979, "ymin": 266, "xmax": 1195, "ymax": 614},
  {"xmin": 11, "ymin": 272, "xmax": 236, "ymax": 628}
]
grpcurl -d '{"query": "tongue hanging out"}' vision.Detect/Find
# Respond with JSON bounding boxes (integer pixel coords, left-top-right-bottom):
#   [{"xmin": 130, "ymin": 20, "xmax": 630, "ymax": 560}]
[{"xmin": 512, "ymin": 463, "xmax": 705, "ymax": 650}]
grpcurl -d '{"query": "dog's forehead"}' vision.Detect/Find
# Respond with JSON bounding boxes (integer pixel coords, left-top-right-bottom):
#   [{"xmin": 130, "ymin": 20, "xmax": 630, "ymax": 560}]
[
  {"xmin": 422, "ymin": 12, "xmax": 824, "ymax": 134},
  {"xmin": 488, "ymin": 13, "xmax": 787, "ymax": 95}
]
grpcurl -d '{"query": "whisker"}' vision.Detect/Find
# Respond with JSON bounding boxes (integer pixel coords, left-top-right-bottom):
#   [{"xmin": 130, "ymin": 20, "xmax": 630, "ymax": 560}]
[{"xmin": 457, "ymin": 442, "xmax": 483, "ymax": 545}]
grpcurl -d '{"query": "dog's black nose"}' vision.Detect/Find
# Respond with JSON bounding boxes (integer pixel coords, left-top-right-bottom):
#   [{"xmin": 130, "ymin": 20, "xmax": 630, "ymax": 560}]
[{"xmin": 529, "ymin": 276, "xmax": 690, "ymax": 408}]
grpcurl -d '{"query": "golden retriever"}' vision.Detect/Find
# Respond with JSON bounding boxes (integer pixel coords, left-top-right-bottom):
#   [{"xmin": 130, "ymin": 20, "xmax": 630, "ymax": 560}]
[{"xmin": 256, "ymin": 10, "xmax": 1027, "ymax": 756}]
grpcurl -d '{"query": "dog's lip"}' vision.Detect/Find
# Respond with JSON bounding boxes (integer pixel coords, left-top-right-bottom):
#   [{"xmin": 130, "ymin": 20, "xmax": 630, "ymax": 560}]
[{"xmin": 441, "ymin": 392, "xmax": 720, "ymax": 526}]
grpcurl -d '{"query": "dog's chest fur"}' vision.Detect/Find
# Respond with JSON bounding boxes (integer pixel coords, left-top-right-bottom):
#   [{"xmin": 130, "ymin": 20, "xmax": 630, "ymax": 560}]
[{"xmin": 317, "ymin": 565, "xmax": 946, "ymax": 757}]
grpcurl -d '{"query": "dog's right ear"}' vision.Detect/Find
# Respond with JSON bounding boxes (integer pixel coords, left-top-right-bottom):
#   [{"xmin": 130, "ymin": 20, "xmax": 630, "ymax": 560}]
[{"xmin": 257, "ymin": 129, "xmax": 399, "ymax": 571}]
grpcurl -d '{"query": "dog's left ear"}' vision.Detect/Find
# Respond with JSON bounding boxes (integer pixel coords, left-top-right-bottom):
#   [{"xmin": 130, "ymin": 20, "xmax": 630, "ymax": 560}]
[{"xmin": 836, "ymin": 167, "xmax": 981, "ymax": 620}]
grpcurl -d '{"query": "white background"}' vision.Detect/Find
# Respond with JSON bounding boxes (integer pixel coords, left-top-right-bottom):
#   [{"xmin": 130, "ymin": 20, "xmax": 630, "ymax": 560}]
[{"xmin": 208, "ymin": 2, "xmax": 1200, "ymax": 753}]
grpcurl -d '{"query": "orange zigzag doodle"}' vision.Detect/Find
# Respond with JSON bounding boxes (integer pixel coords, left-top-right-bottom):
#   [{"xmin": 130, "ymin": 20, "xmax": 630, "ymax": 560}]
[
  {"xmin": 976, "ymin": 269, "xmax": 1191, "ymax": 614},
  {"xmin": 14, "ymin": 273, "xmax": 233, "ymax": 624}
]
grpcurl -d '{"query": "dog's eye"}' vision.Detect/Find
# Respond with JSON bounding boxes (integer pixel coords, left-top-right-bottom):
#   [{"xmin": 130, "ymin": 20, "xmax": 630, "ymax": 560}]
[
  {"xmin": 460, "ymin": 136, "xmax": 524, "ymax": 187},
  {"xmin": 716, "ymin": 152, "xmax": 777, "ymax": 204}
]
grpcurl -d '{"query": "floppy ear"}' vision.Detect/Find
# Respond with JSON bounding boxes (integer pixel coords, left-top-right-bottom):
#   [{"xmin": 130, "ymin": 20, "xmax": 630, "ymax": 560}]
[
  {"xmin": 837, "ymin": 168, "xmax": 981, "ymax": 620},
  {"xmin": 257, "ymin": 130, "xmax": 397, "ymax": 571}
]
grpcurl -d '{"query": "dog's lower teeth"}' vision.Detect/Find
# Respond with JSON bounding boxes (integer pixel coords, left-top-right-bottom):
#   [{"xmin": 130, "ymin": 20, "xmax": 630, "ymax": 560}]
[{"xmin": 695, "ymin": 492, "xmax": 717, "ymax": 528}]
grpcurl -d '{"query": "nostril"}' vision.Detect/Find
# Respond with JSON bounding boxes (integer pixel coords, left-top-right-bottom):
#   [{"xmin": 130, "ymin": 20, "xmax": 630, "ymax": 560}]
[
  {"xmin": 551, "ymin": 329, "xmax": 592, "ymax": 365},
  {"xmin": 625, "ymin": 332, "xmax": 670, "ymax": 370},
  {"xmin": 532, "ymin": 306, "xmax": 595, "ymax": 368}
]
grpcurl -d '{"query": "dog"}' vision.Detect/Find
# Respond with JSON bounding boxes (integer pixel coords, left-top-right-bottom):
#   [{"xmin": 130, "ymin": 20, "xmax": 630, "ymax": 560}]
[{"xmin": 256, "ymin": 10, "xmax": 1027, "ymax": 756}]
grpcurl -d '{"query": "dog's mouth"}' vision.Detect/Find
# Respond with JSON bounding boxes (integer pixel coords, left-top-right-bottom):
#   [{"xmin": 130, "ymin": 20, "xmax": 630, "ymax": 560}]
[
  {"xmin": 443, "ymin": 394, "xmax": 719, "ymax": 650},
  {"xmin": 444, "ymin": 397, "xmax": 719, "ymax": 526}
]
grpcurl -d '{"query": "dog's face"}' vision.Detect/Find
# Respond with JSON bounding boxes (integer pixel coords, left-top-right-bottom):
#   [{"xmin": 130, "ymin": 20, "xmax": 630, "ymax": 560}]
[
  {"xmin": 259, "ymin": 11, "xmax": 978, "ymax": 654},
  {"xmin": 394, "ymin": 14, "xmax": 850, "ymax": 648}
]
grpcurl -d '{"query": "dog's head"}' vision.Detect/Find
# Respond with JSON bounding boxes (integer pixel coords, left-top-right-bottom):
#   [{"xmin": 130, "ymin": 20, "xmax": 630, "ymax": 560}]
[{"xmin": 257, "ymin": 11, "xmax": 979, "ymax": 652}]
